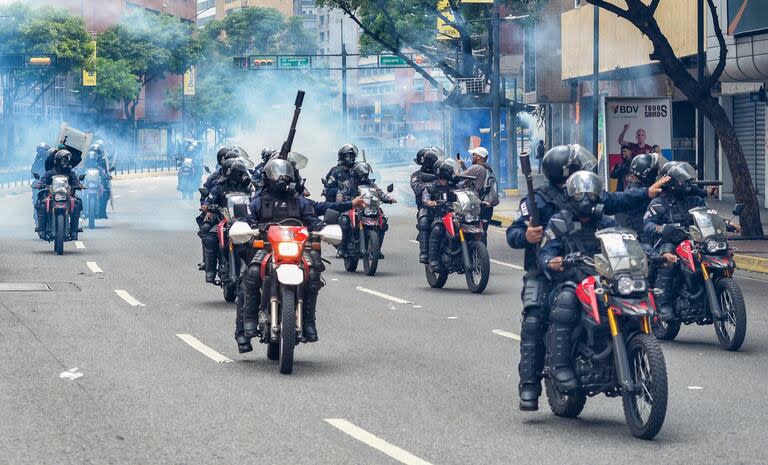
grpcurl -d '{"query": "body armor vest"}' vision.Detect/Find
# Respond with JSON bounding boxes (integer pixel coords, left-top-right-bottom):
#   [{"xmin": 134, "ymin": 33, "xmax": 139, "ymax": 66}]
[{"xmin": 259, "ymin": 192, "xmax": 302, "ymax": 222}]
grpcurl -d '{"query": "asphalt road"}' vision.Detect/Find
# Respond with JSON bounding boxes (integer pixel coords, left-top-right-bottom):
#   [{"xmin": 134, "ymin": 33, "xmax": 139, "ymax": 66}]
[{"xmin": 2, "ymin": 175, "xmax": 768, "ymax": 465}]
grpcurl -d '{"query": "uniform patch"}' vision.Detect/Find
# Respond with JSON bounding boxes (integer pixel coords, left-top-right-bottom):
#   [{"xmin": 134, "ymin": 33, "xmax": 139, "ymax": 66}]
[
  {"xmin": 520, "ymin": 200, "xmax": 530, "ymax": 217},
  {"xmin": 545, "ymin": 227, "xmax": 556, "ymax": 240}
]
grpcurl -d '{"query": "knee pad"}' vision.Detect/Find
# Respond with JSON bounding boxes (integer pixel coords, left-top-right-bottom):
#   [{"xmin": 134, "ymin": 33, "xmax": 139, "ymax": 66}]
[
  {"xmin": 308, "ymin": 269, "xmax": 324, "ymax": 291},
  {"xmin": 521, "ymin": 310, "xmax": 545, "ymax": 339},
  {"xmin": 522, "ymin": 277, "xmax": 548, "ymax": 311},
  {"xmin": 417, "ymin": 215, "xmax": 431, "ymax": 232},
  {"xmin": 243, "ymin": 264, "xmax": 262, "ymax": 287},
  {"xmin": 550, "ymin": 288, "xmax": 580, "ymax": 324},
  {"xmin": 203, "ymin": 232, "xmax": 218, "ymax": 249}
]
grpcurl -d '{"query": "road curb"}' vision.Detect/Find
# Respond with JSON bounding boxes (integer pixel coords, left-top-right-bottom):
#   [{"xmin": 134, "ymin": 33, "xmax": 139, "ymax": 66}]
[
  {"xmin": 492, "ymin": 212, "xmax": 516, "ymax": 228},
  {"xmin": 112, "ymin": 171, "xmax": 176, "ymax": 181},
  {"xmin": 734, "ymin": 254, "xmax": 768, "ymax": 274}
]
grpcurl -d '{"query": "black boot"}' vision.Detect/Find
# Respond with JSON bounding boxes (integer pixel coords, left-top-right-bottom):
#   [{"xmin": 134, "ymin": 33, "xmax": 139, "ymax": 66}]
[
  {"xmin": 198, "ymin": 242, "xmax": 206, "ymax": 270},
  {"xmin": 204, "ymin": 248, "xmax": 218, "ymax": 283},
  {"xmin": 302, "ymin": 292, "xmax": 319, "ymax": 342},
  {"xmin": 518, "ymin": 339, "xmax": 544, "ymax": 411},
  {"xmin": 242, "ymin": 268, "xmax": 263, "ymax": 338},
  {"xmin": 549, "ymin": 325, "xmax": 578, "ymax": 392},
  {"xmin": 235, "ymin": 288, "xmax": 252, "ymax": 353},
  {"xmin": 655, "ymin": 267, "xmax": 677, "ymax": 322},
  {"xmin": 428, "ymin": 233, "xmax": 442, "ymax": 272},
  {"xmin": 417, "ymin": 230, "xmax": 429, "ymax": 264}
]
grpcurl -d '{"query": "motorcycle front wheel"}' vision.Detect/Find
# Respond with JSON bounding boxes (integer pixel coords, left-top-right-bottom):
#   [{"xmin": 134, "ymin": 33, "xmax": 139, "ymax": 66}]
[
  {"xmin": 714, "ymin": 277, "xmax": 747, "ymax": 351},
  {"xmin": 54, "ymin": 213, "xmax": 65, "ymax": 255},
  {"xmin": 622, "ymin": 334, "xmax": 668, "ymax": 440},
  {"xmin": 465, "ymin": 240, "xmax": 490, "ymax": 294},
  {"xmin": 363, "ymin": 229, "xmax": 380, "ymax": 276},
  {"xmin": 651, "ymin": 318, "xmax": 680, "ymax": 341},
  {"xmin": 344, "ymin": 255, "xmax": 359, "ymax": 272},
  {"xmin": 278, "ymin": 285, "xmax": 296, "ymax": 375},
  {"xmin": 88, "ymin": 197, "xmax": 96, "ymax": 229}
]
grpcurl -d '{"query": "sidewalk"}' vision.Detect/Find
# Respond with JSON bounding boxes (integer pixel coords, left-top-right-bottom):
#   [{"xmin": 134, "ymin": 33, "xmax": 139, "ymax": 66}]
[{"xmin": 491, "ymin": 178, "xmax": 768, "ymax": 274}]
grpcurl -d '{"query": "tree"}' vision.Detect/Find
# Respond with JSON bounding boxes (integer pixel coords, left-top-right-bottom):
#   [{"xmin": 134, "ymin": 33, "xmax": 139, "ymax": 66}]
[
  {"xmin": 316, "ymin": 0, "xmax": 536, "ymax": 93},
  {"xmin": 585, "ymin": 0, "xmax": 763, "ymax": 235},
  {"xmin": 98, "ymin": 10, "xmax": 201, "ymax": 122},
  {"xmin": 81, "ymin": 57, "xmax": 141, "ymax": 113}
]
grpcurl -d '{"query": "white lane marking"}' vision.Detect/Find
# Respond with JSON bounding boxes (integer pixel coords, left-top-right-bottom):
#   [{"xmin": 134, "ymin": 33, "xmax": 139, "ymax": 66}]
[
  {"xmin": 176, "ymin": 334, "xmax": 233, "ymax": 364},
  {"xmin": 114, "ymin": 195, "xmax": 121, "ymax": 199},
  {"xmin": 447, "ymin": 316, "xmax": 458, "ymax": 320},
  {"xmin": 492, "ymin": 329, "xmax": 521, "ymax": 341},
  {"xmin": 355, "ymin": 286, "xmax": 412, "ymax": 304},
  {"xmin": 331, "ymin": 278, "xmax": 339, "ymax": 281},
  {"xmin": 408, "ymin": 240, "xmax": 419, "ymax": 244},
  {"xmin": 412, "ymin": 305, "xmax": 422, "ymax": 308},
  {"xmin": 86, "ymin": 262, "xmax": 103, "ymax": 274},
  {"xmin": 688, "ymin": 386, "xmax": 704, "ymax": 390},
  {"xmin": 74, "ymin": 241, "xmax": 85, "ymax": 249},
  {"xmin": 490, "ymin": 258, "xmax": 523, "ymax": 270},
  {"xmin": 114, "ymin": 290, "xmax": 145, "ymax": 307},
  {"xmin": 325, "ymin": 419, "xmax": 434, "ymax": 465},
  {"xmin": 128, "ymin": 190, "xmax": 137, "ymax": 193}
]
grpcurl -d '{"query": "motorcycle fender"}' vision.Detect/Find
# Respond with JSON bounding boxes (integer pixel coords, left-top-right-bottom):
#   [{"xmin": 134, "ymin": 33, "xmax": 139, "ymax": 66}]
[
  {"xmin": 275, "ymin": 264, "xmax": 304, "ymax": 286},
  {"xmin": 361, "ymin": 217, "xmax": 378, "ymax": 226},
  {"xmin": 53, "ymin": 202, "xmax": 68, "ymax": 210},
  {"xmin": 259, "ymin": 253, "xmax": 273, "ymax": 280},
  {"xmin": 701, "ymin": 254, "xmax": 733, "ymax": 270},
  {"xmin": 607, "ymin": 295, "xmax": 651, "ymax": 317},
  {"xmin": 460, "ymin": 223, "xmax": 483, "ymax": 234}
]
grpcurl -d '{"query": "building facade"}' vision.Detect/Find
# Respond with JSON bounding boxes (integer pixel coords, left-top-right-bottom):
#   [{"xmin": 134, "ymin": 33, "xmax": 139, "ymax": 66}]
[{"xmin": 215, "ymin": 0, "xmax": 293, "ymax": 19}]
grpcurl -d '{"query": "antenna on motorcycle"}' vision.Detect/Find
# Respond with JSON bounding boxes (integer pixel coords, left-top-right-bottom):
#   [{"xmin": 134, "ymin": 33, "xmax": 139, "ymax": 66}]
[{"xmin": 279, "ymin": 90, "xmax": 306, "ymax": 160}]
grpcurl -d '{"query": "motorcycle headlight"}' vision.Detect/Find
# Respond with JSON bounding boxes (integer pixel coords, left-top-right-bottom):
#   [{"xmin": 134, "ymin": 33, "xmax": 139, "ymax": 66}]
[
  {"xmin": 54, "ymin": 193, "xmax": 67, "ymax": 201},
  {"xmin": 706, "ymin": 239, "xmax": 727, "ymax": 253},
  {"xmin": 53, "ymin": 186, "xmax": 68, "ymax": 195},
  {"xmin": 462, "ymin": 212, "xmax": 479, "ymax": 223},
  {"xmin": 616, "ymin": 276, "xmax": 646, "ymax": 296},
  {"xmin": 277, "ymin": 242, "xmax": 300, "ymax": 257}
]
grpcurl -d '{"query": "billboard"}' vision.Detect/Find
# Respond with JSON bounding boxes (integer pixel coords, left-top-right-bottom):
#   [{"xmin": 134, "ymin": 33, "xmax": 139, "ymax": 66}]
[
  {"xmin": 601, "ymin": 97, "xmax": 672, "ymax": 191},
  {"xmin": 727, "ymin": 0, "xmax": 768, "ymax": 36},
  {"xmin": 138, "ymin": 129, "xmax": 167, "ymax": 157}
]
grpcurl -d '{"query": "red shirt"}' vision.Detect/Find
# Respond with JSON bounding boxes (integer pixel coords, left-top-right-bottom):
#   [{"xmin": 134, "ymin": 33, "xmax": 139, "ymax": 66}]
[{"xmin": 626, "ymin": 142, "xmax": 653, "ymax": 157}]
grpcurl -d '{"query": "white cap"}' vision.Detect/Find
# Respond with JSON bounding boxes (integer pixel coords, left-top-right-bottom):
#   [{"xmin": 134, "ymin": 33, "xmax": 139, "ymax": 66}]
[{"xmin": 469, "ymin": 147, "xmax": 489, "ymax": 159}]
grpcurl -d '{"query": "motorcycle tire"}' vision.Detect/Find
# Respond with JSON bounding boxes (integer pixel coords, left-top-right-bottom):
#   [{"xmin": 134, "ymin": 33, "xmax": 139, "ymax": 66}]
[
  {"xmin": 279, "ymin": 285, "xmax": 296, "ymax": 375},
  {"xmin": 88, "ymin": 198, "xmax": 96, "ymax": 230},
  {"xmin": 54, "ymin": 214, "xmax": 65, "ymax": 256},
  {"xmin": 267, "ymin": 341, "xmax": 279, "ymax": 361},
  {"xmin": 425, "ymin": 265, "xmax": 448, "ymax": 288},
  {"xmin": 622, "ymin": 334, "xmax": 668, "ymax": 440},
  {"xmin": 465, "ymin": 240, "xmax": 490, "ymax": 294},
  {"xmin": 363, "ymin": 229, "xmax": 380, "ymax": 276},
  {"xmin": 344, "ymin": 255, "xmax": 359, "ymax": 272},
  {"xmin": 544, "ymin": 376, "xmax": 586, "ymax": 419},
  {"xmin": 714, "ymin": 277, "xmax": 747, "ymax": 351},
  {"xmin": 651, "ymin": 318, "xmax": 680, "ymax": 341}
]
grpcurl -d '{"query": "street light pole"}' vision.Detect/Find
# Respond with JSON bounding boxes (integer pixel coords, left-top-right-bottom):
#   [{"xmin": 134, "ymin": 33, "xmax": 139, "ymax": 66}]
[
  {"xmin": 341, "ymin": 22, "xmax": 348, "ymax": 139},
  {"xmin": 696, "ymin": 0, "xmax": 705, "ymax": 179},
  {"xmin": 592, "ymin": 4, "xmax": 599, "ymax": 158},
  {"xmin": 490, "ymin": 0, "xmax": 502, "ymax": 182}
]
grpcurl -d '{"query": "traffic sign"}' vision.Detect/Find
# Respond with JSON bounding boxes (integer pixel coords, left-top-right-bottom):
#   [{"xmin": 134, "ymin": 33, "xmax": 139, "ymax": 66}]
[
  {"xmin": 249, "ymin": 56, "xmax": 277, "ymax": 70},
  {"xmin": 379, "ymin": 55, "xmax": 407, "ymax": 67},
  {"xmin": 279, "ymin": 56, "xmax": 310, "ymax": 69}
]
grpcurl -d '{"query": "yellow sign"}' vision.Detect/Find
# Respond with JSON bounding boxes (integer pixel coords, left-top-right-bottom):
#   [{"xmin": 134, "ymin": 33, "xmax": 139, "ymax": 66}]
[
  {"xmin": 183, "ymin": 67, "xmax": 196, "ymax": 96},
  {"xmin": 83, "ymin": 40, "xmax": 97, "ymax": 86},
  {"xmin": 437, "ymin": 0, "xmax": 460, "ymax": 40},
  {"xmin": 83, "ymin": 69, "xmax": 96, "ymax": 86}
]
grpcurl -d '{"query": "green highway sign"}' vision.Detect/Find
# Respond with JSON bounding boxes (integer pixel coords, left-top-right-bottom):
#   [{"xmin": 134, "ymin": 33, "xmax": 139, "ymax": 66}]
[
  {"xmin": 279, "ymin": 56, "xmax": 311, "ymax": 69},
  {"xmin": 379, "ymin": 55, "xmax": 407, "ymax": 67}
]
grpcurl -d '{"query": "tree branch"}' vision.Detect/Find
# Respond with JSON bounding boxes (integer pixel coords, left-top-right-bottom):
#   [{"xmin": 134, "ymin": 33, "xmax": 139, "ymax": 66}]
[
  {"xmin": 647, "ymin": 0, "xmax": 661, "ymax": 16},
  {"xmin": 584, "ymin": 0, "xmax": 631, "ymax": 20},
  {"xmin": 702, "ymin": 0, "xmax": 728, "ymax": 90}
]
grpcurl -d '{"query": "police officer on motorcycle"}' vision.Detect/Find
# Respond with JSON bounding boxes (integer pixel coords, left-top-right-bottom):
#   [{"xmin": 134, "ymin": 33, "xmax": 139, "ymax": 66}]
[
  {"xmin": 323, "ymin": 144, "xmax": 357, "ymax": 202},
  {"xmin": 538, "ymin": 171, "xmax": 618, "ymax": 393},
  {"xmin": 424, "ymin": 157, "xmax": 462, "ymax": 272},
  {"xmin": 239, "ymin": 158, "xmax": 324, "ymax": 353},
  {"xmin": 35, "ymin": 150, "xmax": 83, "ymax": 241},
  {"xmin": 252, "ymin": 146, "xmax": 277, "ymax": 184},
  {"xmin": 200, "ymin": 158, "xmax": 254, "ymax": 284},
  {"xmin": 31, "ymin": 143, "xmax": 51, "ymax": 221},
  {"xmin": 411, "ymin": 147, "xmax": 441, "ymax": 263},
  {"xmin": 506, "ymin": 144, "xmax": 668, "ymax": 411},
  {"xmin": 84, "ymin": 143, "xmax": 112, "ymax": 219}
]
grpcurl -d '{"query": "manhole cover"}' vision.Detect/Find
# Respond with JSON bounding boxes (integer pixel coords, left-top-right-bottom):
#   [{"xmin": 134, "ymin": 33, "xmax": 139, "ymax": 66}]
[{"xmin": 0, "ymin": 283, "xmax": 52, "ymax": 291}]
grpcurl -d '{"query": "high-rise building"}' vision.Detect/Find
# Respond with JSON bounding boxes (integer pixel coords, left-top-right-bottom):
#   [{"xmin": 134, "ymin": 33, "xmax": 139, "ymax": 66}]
[
  {"xmin": 215, "ymin": 0, "xmax": 294, "ymax": 20},
  {"xmin": 294, "ymin": 0, "xmax": 317, "ymax": 35},
  {"xmin": 197, "ymin": 0, "xmax": 217, "ymax": 26}
]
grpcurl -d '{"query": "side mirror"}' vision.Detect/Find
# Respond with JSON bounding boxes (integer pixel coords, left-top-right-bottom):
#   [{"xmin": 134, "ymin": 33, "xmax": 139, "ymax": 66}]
[
  {"xmin": 33, "ymin": 173, "xmax": 40, "ymax": 180},
  {"xmin": 386, "ymin": 183, "xmax": 394, "ymax": 193},
  {"xmin": 318, "ymin": 224, "xmax": 343, "ymax": 246},
  {"xmin": 78, "ymin": 174, "xmax": 86, "ymax": 181},
  {"xmin": 732, "ymin": 203, "xmax": 744, "ymax": 216},
  {"xmin": 324, "ymin": 209, "xmax": 341, "ymax": 225},
  {"xmin": 549, "ymin": 218, "xmax": 569, "ymax": 238},
  {"xmin": 204, "ymin": 165, "xmax": 211, "ymax": 174},
  {"xmin": 198, "ymin": 187, "xmax": 209, "ymax": 197}
]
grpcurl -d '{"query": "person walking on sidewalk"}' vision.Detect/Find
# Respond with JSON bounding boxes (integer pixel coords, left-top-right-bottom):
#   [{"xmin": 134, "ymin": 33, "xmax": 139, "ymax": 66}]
[
  {"xmin": 535, "ymin": 140, "xmax": 546, "ymax": 174},
  {"xmin": 462, "ymin": 147, "xmax": 499, "ymax": 237}
]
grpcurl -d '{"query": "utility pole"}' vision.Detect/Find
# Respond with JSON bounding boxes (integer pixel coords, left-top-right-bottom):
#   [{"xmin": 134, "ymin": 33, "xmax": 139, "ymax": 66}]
[
  {"xmin": 696, "ymin": 0, "xmax": 705, "ymax": 179},
  {"xmin": 341, "ymin": 21, "xmax": 348, "ymax": 139},
  {"xmin": 490, "ymin": 0, "xmax": 502, "ymax": 181},
  {"xmin": 592, "ymin": 5, "xmax": 599, "ymax": 158}
]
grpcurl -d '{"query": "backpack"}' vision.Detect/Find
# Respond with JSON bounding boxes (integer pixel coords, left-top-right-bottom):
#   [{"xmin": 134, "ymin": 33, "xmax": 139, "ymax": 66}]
[{"xmin": 481, "ymin": 166, "xmax": 499, "ymax": 206}]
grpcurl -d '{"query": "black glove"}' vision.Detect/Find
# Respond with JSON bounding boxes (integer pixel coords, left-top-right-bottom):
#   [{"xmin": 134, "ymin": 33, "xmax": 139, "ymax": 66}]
[{"xmin": 659, "ymin": 224, "xmax": 677, "ymax": 241}]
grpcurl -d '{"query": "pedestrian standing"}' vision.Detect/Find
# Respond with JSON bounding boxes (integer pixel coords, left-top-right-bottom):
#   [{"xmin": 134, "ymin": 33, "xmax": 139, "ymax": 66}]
[
  {"xmin": 535, "ymin": 140, "xmax": 546, "ymax": 173},
  {"xmin": 462, "ymin": 147, "xmax": 499, "ymax": 239}
]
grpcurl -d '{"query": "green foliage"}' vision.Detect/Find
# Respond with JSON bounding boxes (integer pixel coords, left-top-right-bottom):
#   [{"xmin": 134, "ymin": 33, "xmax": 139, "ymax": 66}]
[{"xmin": 83, "ymin": 57, "xmax": 141, "ymax": 110}]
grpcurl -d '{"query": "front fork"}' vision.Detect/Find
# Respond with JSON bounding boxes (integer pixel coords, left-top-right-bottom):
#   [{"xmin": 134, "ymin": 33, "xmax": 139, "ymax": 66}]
[
  {"xmin": 607, "ymin": 306, "xmax": 652, "ymax": 394},
  {"xmin": 358, "ymin": 222, "xmax": 367, "ymax": 255},
  {"xmin": 459, "ymin": 228, "xmax": 472, "ymax": 270},
  {"xmin": 700, "ymin": 262, "xmax": 725, "ymax": 320}
]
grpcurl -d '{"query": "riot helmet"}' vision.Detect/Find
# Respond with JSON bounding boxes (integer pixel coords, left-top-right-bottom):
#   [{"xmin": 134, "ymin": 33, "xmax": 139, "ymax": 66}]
[
  {"xmin": 263, "ymin": 159, "xmax": 295, "ymax": 184},
  {"xmin": 421, "ymin": 147, "xmax": 443, "ymax": 173},
  {"xmin": 434, "ymin": 157, "xmax": 460, "ymax": 182},
  {"xmin": 666, "ymin": 162, "xmax": 696, "ymax": 195},
  {"xmin": 337, "ymin": 144, "xmax": 358, "ymax": 167},
  {"xmin": 566, "ymin": 170, "xmax": 603, "ymax": 218},
  {"xmin": 658, "ymin": 160, "xmax": 680, "ymax": 179},
  {"xmin": 629, "ymin": 154, "xmax": 655, "ymax": 185},
  {"xmin": 260, "ymin": 146, "xmax": 277, "ymax": 163},
  {"xmin": 223, "ymin": 158, "xmax": 251, "ymax": 187},
  {"xmin": 88, "ymin": 143, "xmax": 103, "ymax": 156},
  {"xmin": 216, "ymin": 146, "xmax": 231, "ymax": 165},
  {"xmin": 352, "ymin": 162, "xmax": 373, "ymax": 183},
  {"xmin": 542, "ymin": 144, "xmax": 597, "ymax": 186},
  {"xmin": 36, "ymin": 142, "xmax": 50, "ymax": 156},
  {"xmin": 54, "ymin": 150, "xmax": 72, "ymax": 170},
  {"xmin": 414, "ymin": 147, "xmax": 428, "ymax": 166}
]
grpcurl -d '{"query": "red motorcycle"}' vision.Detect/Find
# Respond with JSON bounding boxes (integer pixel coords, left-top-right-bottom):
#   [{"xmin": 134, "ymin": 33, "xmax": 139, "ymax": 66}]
[
  {"xmin": 342, "ymin": 184, "xmax": 394, "ymax": 276},
  {"xmin": 229, "ymin": 219, "xmax": 341, "ymax": 374},
  {"xmin": 544, "ymin": 221, "xmax": 668, "ymax": 439},
  {"xmin": 651, "ymin": 204, "xmax": 747, "ymax": 351},
  {"xmin": 33, "ymin": 173, "xmax": 84, "ymax": 255},
  {"xmin": 210, "ymin": 193, "xmax": 252, "ymax": 302}
]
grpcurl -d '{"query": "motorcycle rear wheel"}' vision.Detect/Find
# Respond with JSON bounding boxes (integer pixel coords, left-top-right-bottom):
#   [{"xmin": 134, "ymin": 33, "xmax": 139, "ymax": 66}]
[
  {"xmin": 651, "ymin": 318, "xmax": 680, "ymax": 341},
  {"xmin": 279, "ymin": 286, "xmax": 296, "ymax": 375},
  {"xmin": 54, "ymin": 214, "xmax": 65, "ymax": 255},
  {"xmin": 714, "ymin": 277, "xmax": 747, "ymax": 351},
  {"xmin": 88, "ymin": 198, "xmax": 96, "ymax": 230},
  {"xmin": 544, "ymin": 377, "xmax": 586, "ymax": 418},
  {"xmin": 363, "ymin": 229, "xmax": 380, "ymax": 276},
  {"xmin": 344, "ymin": 255, "xmax": 359, "ymax": 272},
  {"xmin": 465, "ymin": 240, "xmax": 490, "ymax": 294},
  {"xmin": 622, "ymin": 334, "xmax": 668, "ymax": 440},
  {"xmin": 425, "ymin": 265, "xmax": 448, "ymax": 288}
]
